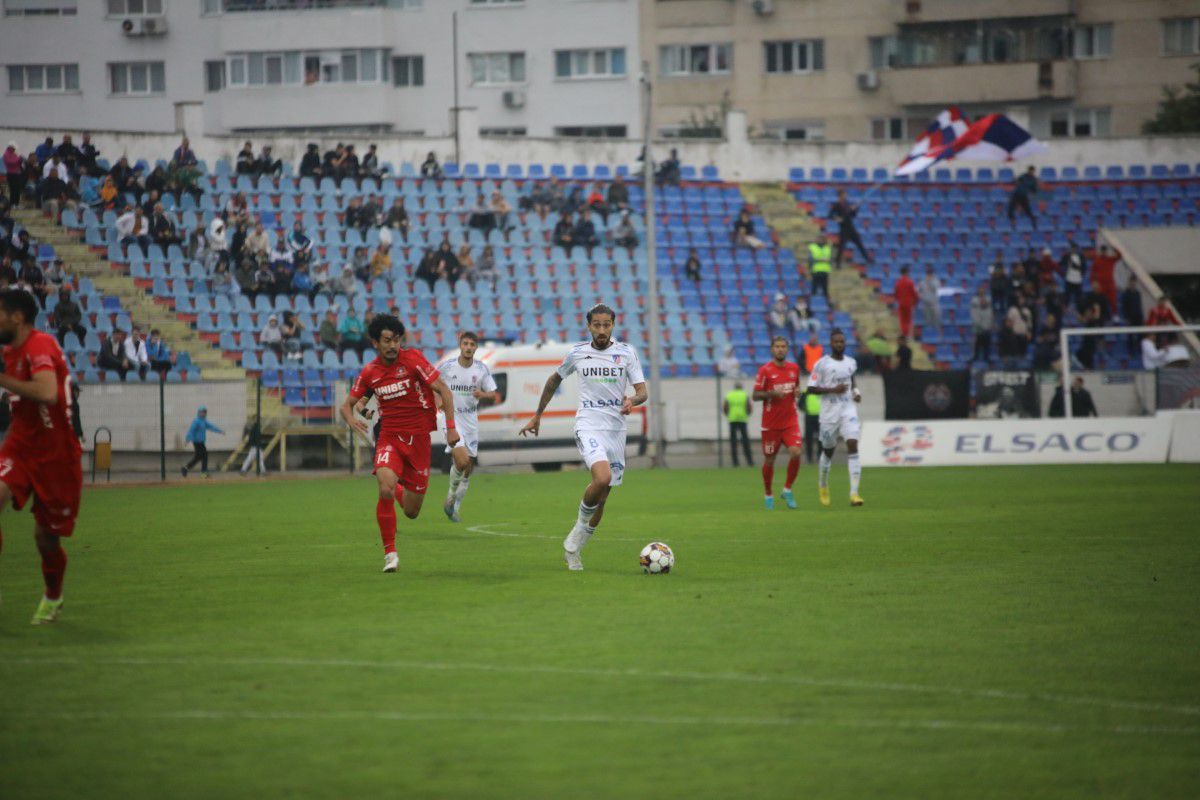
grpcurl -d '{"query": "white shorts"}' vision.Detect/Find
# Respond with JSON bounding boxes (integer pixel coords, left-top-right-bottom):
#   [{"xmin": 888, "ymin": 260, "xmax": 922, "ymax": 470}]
[
  {"xmin": 576, "ymin": 428, "xmax": 627, "ymax": 487},
  {"xmin": 438, "ymin": 413, "xmax": 479, "ymax": 458},
  {"xmin": 819, "ymin": 411, "xmax": 861, "ymax": 450}
]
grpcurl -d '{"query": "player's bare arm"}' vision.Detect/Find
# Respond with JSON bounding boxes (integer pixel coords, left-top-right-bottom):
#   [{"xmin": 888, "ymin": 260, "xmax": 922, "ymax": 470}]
[
  {"xmin": 810, "ymin": 383, "xmax": 848, "ymax": 395},
  {"xmin": 472, "ymin": 387, "xmax": 502, "ymax": 405},
  {"xmin": 0, "ymin": 369, "xmax": 59, "ymax": 405},
  {"xmin": 621, "ymin": 381, "xmax": 648, "ymax": 415},
  {"xmin": 520, "ymin": 372, "xmax": 563, "ymax": 437},
  {"xmin": 851, "ymin": 376, "xmax": 862, "ymax": 403},
  {"xmin": 339, "ymin": 394, "xmax": 370, "ymax": 437},
  {"xmin": 431, "ymin": 377, "xmax": 461, "ymax": 447},
  {"xmin": 753, "ymin": 386, "xmax": 788, "ymax": 401}
]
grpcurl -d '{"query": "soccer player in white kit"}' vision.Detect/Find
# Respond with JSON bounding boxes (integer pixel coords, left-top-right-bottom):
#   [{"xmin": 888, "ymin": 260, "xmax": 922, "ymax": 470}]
[
  {"xmin": 806, "ymin": 328, "xmax": 865, "ymax": 507},
  {"xmin": 519, "ymin": 304, "xmax": 648, "ymax": 571},
  {"xmin": 437, "ymin": 331, "xmax": 501, "ymax": 522}
]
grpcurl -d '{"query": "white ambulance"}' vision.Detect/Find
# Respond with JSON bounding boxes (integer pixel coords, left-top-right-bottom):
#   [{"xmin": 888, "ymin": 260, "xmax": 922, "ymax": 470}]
[{"xmin": 435, "ymin": 341, "xmax": 647, "ymax": 471}]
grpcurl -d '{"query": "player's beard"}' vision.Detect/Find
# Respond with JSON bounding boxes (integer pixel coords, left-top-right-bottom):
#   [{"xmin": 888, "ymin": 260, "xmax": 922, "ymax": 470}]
[
  {"xmin": 592, "ymin": 335, "xmax": 610, "ymax": 349},
  {"xmin": 0, "ymin": 329, "xmax": 14, "ymax": 345}
]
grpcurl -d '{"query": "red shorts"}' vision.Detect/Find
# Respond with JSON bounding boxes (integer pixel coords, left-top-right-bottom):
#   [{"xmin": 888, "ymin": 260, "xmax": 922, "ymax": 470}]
[
  {"xmin": 373, "ymin": 432, "xmax": 432, "ymax": 494},
  {"xmin": 761, "ymin": 426, "xmax": 803, "ymax": 456},
  {"xmin": 0, "ymin": 452, "xmax": 83, "ymax": 537}
]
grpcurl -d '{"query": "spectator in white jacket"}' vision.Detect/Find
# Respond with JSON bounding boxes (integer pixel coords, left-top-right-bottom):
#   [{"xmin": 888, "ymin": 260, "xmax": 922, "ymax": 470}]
[
  {"xmin": 123, "ymin": 324, "xmax": 151, "ymax": 380},
  {"xmin": 207, "ymin": 217, "xmax": 229, "ymax": 270}
]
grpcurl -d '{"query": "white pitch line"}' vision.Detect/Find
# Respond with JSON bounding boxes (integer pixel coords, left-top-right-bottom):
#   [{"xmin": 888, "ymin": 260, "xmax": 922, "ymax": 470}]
[
  {"xmin": 1, "ymin": 708, "xmax": 1194, "ymax": 736},
  {"xmin": 3, "ymin": 655, "xmax": 1196, "ymax": 718},
  {"xmin": 465, "ymin": 522, "xmax": 645, "ymax": 543}
]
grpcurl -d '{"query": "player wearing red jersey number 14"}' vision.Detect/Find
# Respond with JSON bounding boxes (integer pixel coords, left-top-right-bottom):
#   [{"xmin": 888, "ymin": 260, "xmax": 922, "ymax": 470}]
[
  {"xmin": 0, "ymin": 289, "xmax": 83, "ymax": 624},
  {"xmin": 753, "ymin": 336, "xmax": 803, "ymax": 510},
  {"xmin": 339, "ymin": 315, "xmax": 460, "ymax": 573}
]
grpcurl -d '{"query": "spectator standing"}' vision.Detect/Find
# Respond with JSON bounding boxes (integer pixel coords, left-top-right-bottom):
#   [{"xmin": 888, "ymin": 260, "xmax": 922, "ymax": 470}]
[
  {"xmin": 801, "ymin": 333, "xmax": 823, "ymax": 374},
  {"xmin": 684, "ymin": 249, "xmax": 702, "ymax": 283},
  {"xmin": 918, "ymin": 267, "xmax": 942, "ymax": 334},
  {"xmin": 4, "ymin": 142, "xmax": 24, "ymax": 207},
  {"xmin": 1119, "ymin": 276, "xmax": 1143, "ymax": 326},
  {"xmin": 52, "ymin": 287, "xmax": 86, "ymax": 345},
  {"xmin": 1007, "ymin": 166, "xmax": 1039, "ymax": 227},
  {"xmin": 181, "ymin": 406, "xmax": 223, "ymax": 478},
  {"xmin": 970, "ymin": 284, "xmax": 994, "ymax": 362},
  {"xmin": 722, "ymin": 382, "xmax": 754, "ymax": 467},
  {"xmin": 1048, "ymin": 377, "xmax": 1099, "ymax": 418},
  {"xmin": 807, "ymin": 233, "xmax": 831, "ymax": 298},
  {"xmin": 1140, "ymin": 333, "xmax": 1168, "ymax": 369},
  {"xmin": 97, "ymin": 329, "xmax": 132, "ymax": 380},
  {"xmin": 989, "ymin": 262, "xmax": 1010, "ymax": 314},
  {"xmin": 123, "ymin": 325, "xmax": 151, "ymax": 380},
  {"xmin": 894, "ymin": 336, "xmax": 912, "ymax": 370},
  {"xmin": 1090, "ymin": 244, "xmax": 1121, "ymax": 311},
  {"xmin": 830, "ymin": 189, "xmax": 871, "ymax": 267},
  {"xmin": 1004, "ymin": 294, "xmax": 1033, "ymax": 360},
  {"xmin": 239, "ymin": 421, "xmax": 267, "ymax": 476},
  {"xmin": 893, "ymin": 265, "xmax": 918, "ymax": 337},
  {"xmin": 1060, "ymin": 242, "xmax": 1086, "ymax": 307}
]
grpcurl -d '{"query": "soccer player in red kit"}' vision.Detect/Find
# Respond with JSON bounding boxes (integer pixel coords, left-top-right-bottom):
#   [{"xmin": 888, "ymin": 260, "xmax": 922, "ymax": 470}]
[
  {"xmin": 339, "ymin": 314, "xmax": 460, "ymax": 573},
  {"xmin": 0, "ymin": 289, "xmax": 83, "ymax": 624},
  {"xmin": 753, "ymin": 336, "xmax": 803, "ymax": 510}
]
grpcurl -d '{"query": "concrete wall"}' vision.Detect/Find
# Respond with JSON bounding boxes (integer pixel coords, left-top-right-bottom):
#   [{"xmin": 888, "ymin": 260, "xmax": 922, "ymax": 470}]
[{"xmin": 80, "ymin": 380, "xmax": 245, "ymax": 453}]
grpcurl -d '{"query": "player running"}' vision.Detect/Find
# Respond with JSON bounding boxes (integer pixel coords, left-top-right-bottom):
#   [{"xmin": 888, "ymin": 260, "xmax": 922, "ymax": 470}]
[
  {"xmin": 437, "ymin": 331, "xmax": 501, "ymax": 523},
  {"xmin": 807, "ymin": 328, "xmax": 864, "ymax": 507},
  {"xmin": 753, "ymin": 336, "xmax": 803, "ymax": 510},
  {"xmin": 519, "ymin": 304, "xmax": 647, "ymax": 571},
  {"xmin": 339, "ymin": 314, "xmax": 460, "ymax": 573},
  {"xmin": 0, "ymin": 289, "xmax": 83, "ymax": 624}
]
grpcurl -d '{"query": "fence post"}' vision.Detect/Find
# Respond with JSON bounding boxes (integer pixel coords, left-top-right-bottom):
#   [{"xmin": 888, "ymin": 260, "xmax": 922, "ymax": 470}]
[
  {"xmin": 255, "ymin": 376, "xmax": 262, "ymax": 477},
  {"xmin": 159, "ymin": 373, "xmax": 166, "ymax": 482}
]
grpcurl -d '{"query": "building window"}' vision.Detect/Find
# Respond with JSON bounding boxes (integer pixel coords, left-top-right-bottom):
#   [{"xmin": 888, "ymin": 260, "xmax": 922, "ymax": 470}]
[
  {"xmin": 659, "ymin": 43, "xmax": 732, "ymax": 76},
  {"xmin": 227, "ymin": 50, "xmax": 388, "ymax": 88},
  {"xmin": 1073, "ymin": 23, "xmax": 1112, "ymax": 59},
  {"xmin": 106, "ymin": 0, "xmax": 163, "ymax": 15},
  {"xmin": 554, "ymin": 125, "xmax": 627, "ymax": 138},
  {"xmin": 1049, "ymin": 107, "xmax": 1110, "ymax": 138},
  {"xmin": 468, "ymin": 0, "xmax": 521, "ymax": 5},
  {"xmin": 869, "ymin": 36, "xmax": 899, "ymax": 69},
  {"xmin": 204, "ymin": 60, "xmax": 225, "ymax": 92},
  {"xmin": 109, "ymin": 61, "xmax": 165, "ymax": 95},
  {"xmin": 468, "ymin": 52, "xmax": 526, "ymax": 86},
  {"xmin": 870, "ymin": 117, "xmax": 910, "ymax": 141},
  {"xmin": 764, "ymin": 121, "xmax": 825, "ymax": 141},
  {"xmin": 1162, "ymin": 18, "xmax": 1200, "ymax": 56},
  {"xmin": 480, "ymin": 127, "xmax": 526, "ymax": 137},
  {"xmin": 392, "ymin": 55, "xmax": 423, "ymax": 87},
  {"xmin": 763, "ymin": 40, "xmax": 825, "ymax": 74},
  {"xmin": 554, "ymin": 48, "xmax": 626, "ymax": 79},
  {"xmin": 3, "ymin": 0, "xmax": 77, "ymax": 15},
  {"xmin": 7, "ymin": 64, "xmax": 79, "ymax": 93}
]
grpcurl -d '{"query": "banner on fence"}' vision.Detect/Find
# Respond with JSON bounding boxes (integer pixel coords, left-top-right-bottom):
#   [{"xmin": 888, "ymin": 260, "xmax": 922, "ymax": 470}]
[
  {"xmin": 883, "ymin": 369, "xmax": 970, "ymax": 420},
  {"xmin": 862, "ymin": 416, "xmax": 1173, "ymax": 466},
  {"xmin": 974, "ymin": 370, "xmax": 1040, "ymax": 418}
]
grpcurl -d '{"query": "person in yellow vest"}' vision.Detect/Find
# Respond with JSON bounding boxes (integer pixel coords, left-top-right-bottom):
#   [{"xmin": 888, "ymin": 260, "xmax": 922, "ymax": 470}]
[
  {"xmin": 722, "ymin": 382, "xmax": 754, "ymax": 467},
  {"xmin": 808, "ymin": 233, "xmax": 832, "ymax": 299},
  {"xmin": 803, "ymin": 388, "xmax": 821, "ymax": 465}
]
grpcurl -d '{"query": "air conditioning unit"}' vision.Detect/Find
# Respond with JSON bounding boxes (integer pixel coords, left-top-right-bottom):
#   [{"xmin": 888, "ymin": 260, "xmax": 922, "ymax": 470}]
[
  {"xmin": 751, "ymin": 0, "xmax": 775, "ymax": 15},
  {"xmin": 857, "ymin": 70, "xmax": 880, "ymax": 91},
  {"xmin": 121, "ymin": 15, "xmax": 168, "ymax": 36},
  {"xmin": 502, "ymin": 90, "xmax": 526, "ymax": 109}
]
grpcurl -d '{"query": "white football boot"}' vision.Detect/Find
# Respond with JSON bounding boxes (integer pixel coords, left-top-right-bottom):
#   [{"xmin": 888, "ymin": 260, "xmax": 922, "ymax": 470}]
[{"xmin": 382, "ymin": 552, "xmax": 399, "ymax": 573}]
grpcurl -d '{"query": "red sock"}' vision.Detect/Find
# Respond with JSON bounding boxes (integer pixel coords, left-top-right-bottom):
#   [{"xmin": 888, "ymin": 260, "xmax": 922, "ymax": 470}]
[
  {"xmin": 375, "ymin": 497, "xmax": 397, "ymax": 554},
  {"xmin": 761, "ymin": 462, "xmax": 774, "ymax": 496},
  {"xmin": 40, "ymin": 544, "xmax": 67, "ymax": 601},
  {"xmin": 784, "ymin": 457, "xmax": 800, "ymax": 490}
]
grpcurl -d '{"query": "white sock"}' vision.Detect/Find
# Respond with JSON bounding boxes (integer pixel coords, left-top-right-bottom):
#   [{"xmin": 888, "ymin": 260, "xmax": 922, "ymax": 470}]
[
  {"xmin": 454, "ymin": 477, "xmax": 470, "ymax": 507},
  {"xmin": 577, "ymin": 500, "xmax": 598, "ymax": 528},
  {"xmin": 848, "ymin": 453, "xmax": 861, "ymax": 496},
  {"xmin": 448, "ymin": 464, "xmax": 463, "ymax": 493},
  {"xmin": 577, "ymin": 524, "xmax": 596, "ymax": 551},
  {"xmin": 818, "ymin": 452, "xmax": 831, "ymax": 489}
]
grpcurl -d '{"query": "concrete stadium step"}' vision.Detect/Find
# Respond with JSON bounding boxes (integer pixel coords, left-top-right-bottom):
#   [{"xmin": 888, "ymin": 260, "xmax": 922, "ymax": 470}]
[{"xmin": 743, "ymin": 184, "xmax": 933, "ymax": 369}]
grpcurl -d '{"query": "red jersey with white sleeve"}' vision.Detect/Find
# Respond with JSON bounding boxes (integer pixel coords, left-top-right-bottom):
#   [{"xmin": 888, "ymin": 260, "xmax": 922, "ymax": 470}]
[
  {"xmin": 754, "ymin": 360, "xmax": 801, "ymax": 431},
  {"xmin": 0, "ymin": 330, "xmax": 83, "ymax": 536},
  {"xmin": 2, "ymin": 330, "xmax": 81, "ymax": 464},
  {"xmin": 349, "ymin": 349, "xmax": 440, "ymax": 434}
]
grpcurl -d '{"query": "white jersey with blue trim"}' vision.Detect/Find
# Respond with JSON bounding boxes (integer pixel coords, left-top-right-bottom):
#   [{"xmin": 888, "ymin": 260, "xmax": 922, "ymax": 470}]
[
  {"xmin": 556, "ymin": 339, "xmax": 645, "ymax": 433},
  {"xmin": 809, "ymin": 354, "xmax": 859, "ymax": 425},
  {"xmin": 436, "ymin": 356, "xmax": 497, "ymax": 439}
]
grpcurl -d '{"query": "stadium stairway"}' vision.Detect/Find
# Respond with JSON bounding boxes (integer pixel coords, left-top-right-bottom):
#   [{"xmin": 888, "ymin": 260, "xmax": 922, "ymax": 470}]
[
  {"xmin": 14, "ymin": 208, "xmax": 246, "ymax": 382},
  {"xmin": 741, "ymin": 183, "xmax": 932, "ymax": 369}
]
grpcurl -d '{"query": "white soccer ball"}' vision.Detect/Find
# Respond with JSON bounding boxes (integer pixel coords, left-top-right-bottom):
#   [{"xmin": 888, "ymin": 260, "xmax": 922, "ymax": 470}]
[{"xmin": 639, "ymin": 542, "xmax": 674, "ymax": 575}]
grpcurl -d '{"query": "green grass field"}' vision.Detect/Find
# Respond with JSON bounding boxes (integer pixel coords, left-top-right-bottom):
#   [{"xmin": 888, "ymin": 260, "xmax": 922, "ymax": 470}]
[{"xmin": 1, "ymin": 464, "xmax": 1198, "ymax": 799}]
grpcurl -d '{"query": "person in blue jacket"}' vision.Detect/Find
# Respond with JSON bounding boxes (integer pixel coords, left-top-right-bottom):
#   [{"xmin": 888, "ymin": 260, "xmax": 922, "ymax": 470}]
[{"xmin": 182, "ymin": 406, "xmax": 223, "ymax": 478}]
